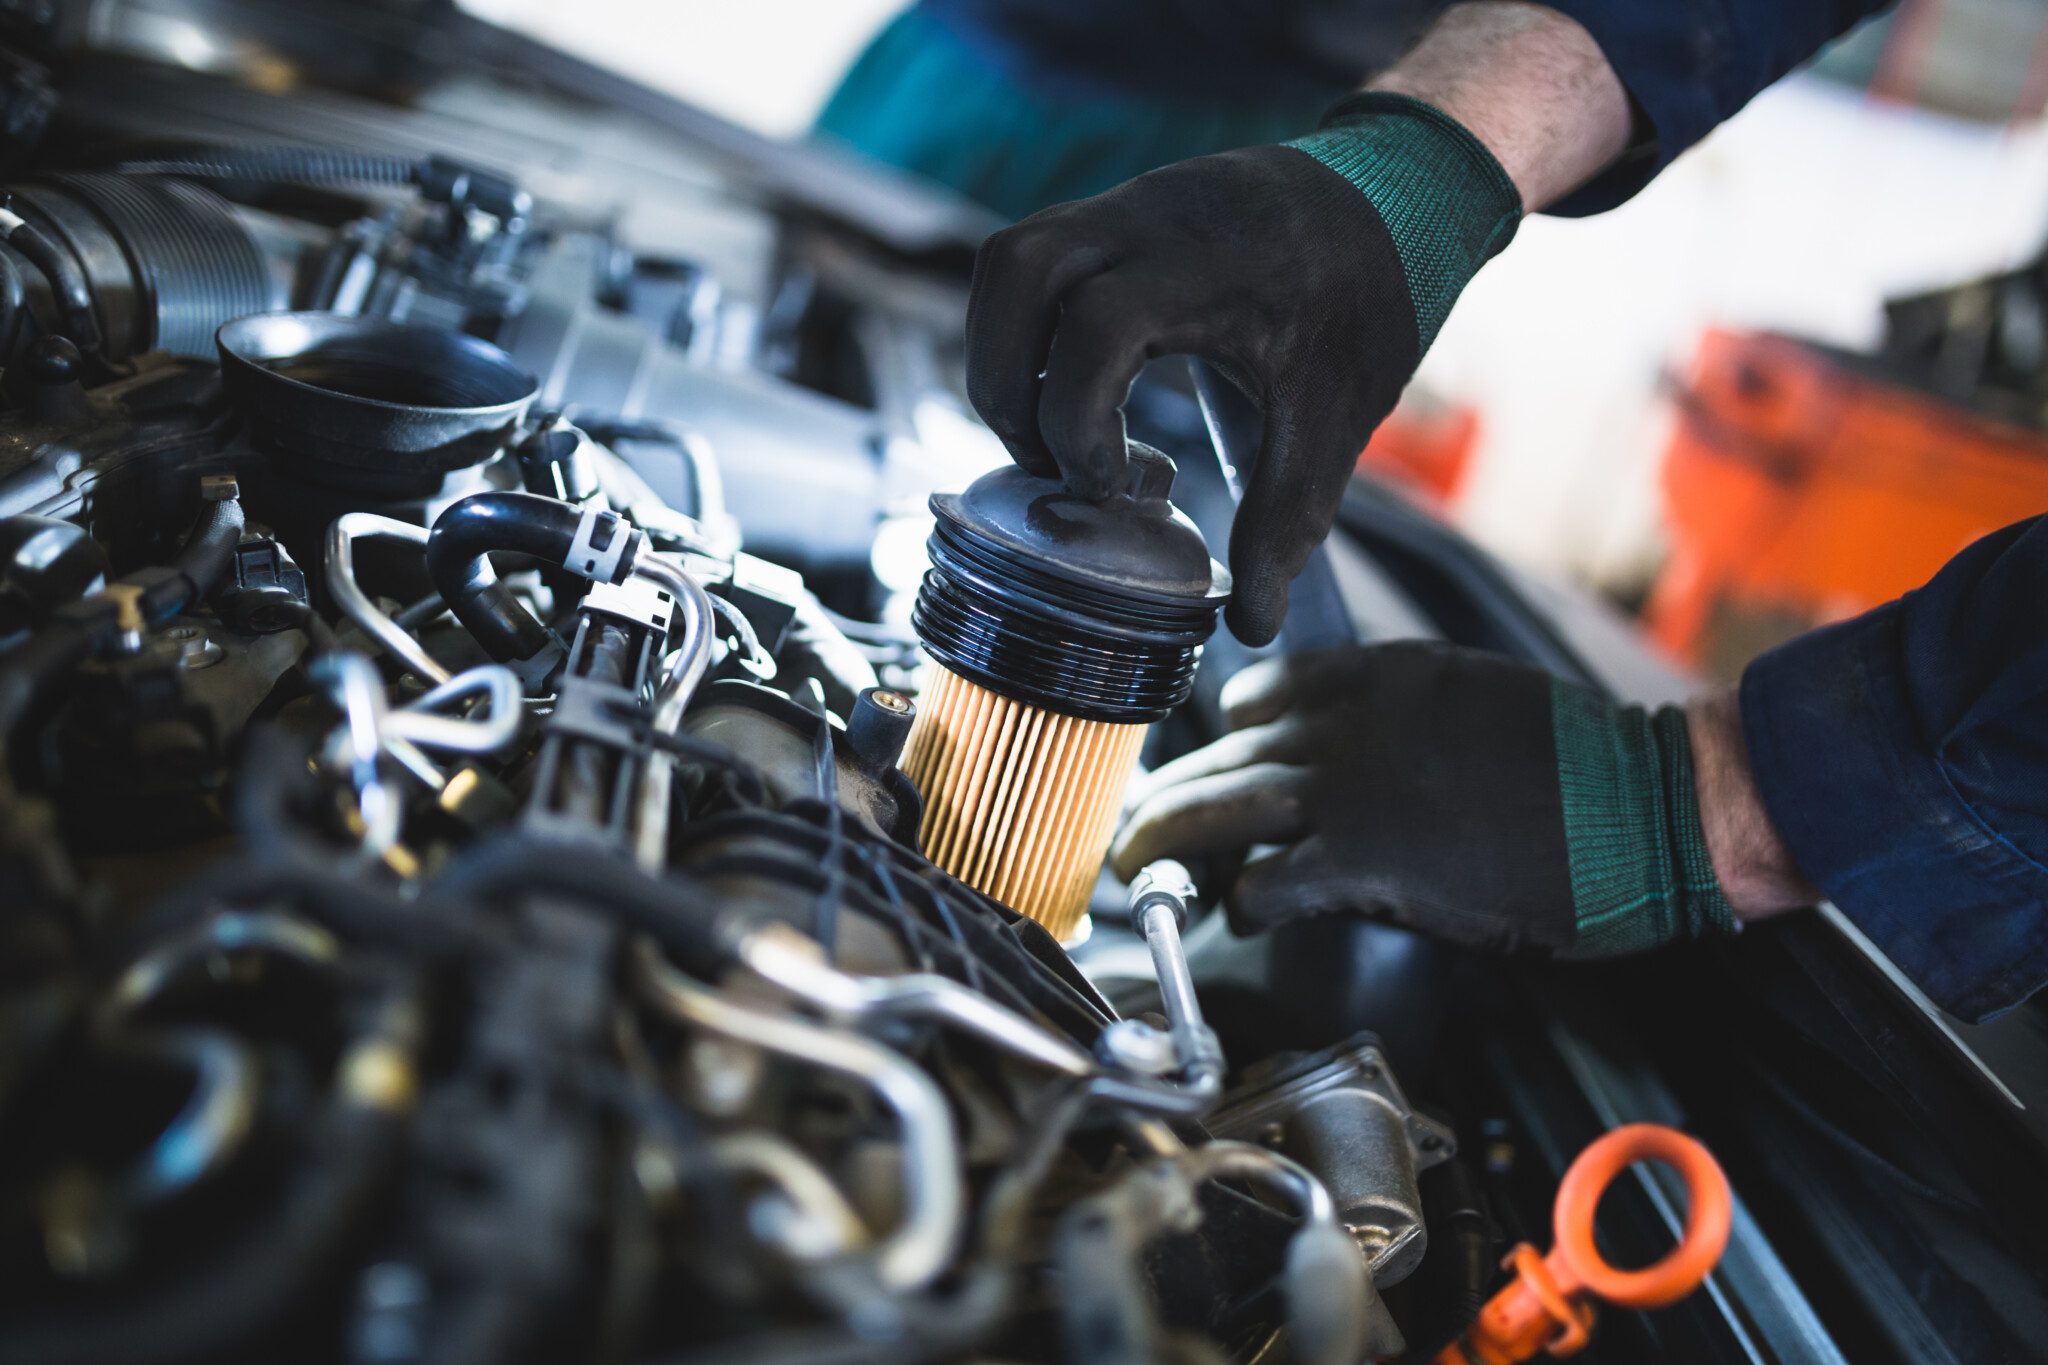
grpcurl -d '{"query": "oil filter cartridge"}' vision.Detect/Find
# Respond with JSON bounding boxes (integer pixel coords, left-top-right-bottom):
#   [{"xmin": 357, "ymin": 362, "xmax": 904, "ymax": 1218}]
[{"xmin": 900, "ymin": 443, "xmax": 1229, "ymax": 939}]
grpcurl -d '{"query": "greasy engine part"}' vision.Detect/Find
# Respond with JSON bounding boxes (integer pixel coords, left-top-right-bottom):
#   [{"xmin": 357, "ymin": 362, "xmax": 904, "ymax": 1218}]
[
  {"xmin": 681, "ymin": 678, "xmax": 923, "ymax": 843},
  {"xmin": 900, "ymin": 443, "xmax": 1229, "ymax": 939},
  {"xmin": 1209, "ymin": 1032, "xmax": 1458, "ymax": 1287}
]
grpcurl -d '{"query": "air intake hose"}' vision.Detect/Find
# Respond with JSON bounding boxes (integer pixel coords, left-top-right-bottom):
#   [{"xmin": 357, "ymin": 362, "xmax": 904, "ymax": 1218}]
[{"xmin": 1, "ymin": 174, "xmax": 271, "ymax": 359}]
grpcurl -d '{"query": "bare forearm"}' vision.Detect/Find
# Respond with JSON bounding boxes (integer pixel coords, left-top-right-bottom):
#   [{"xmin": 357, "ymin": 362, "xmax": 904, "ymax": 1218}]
[
  {"xmin": 1368, "ymin": 2, "xmax": 1631, "ymax": 211},
  {"xmin": 1688, "ymin": 689, "xmax": 1819, "ymax": 921}
]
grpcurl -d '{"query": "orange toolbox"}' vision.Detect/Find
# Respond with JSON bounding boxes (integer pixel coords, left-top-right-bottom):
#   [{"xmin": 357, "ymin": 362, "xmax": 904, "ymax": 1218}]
[{"xmin": 1643, "ymin": 327, "xmax": 2048, "ymax": 674}]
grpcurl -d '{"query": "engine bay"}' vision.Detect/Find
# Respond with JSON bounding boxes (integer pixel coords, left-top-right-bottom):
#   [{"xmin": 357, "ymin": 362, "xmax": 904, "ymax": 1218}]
[
  {"xmin": 0, "ymin": 36, "xmax": 1485, "ymax": 1365},
  {"xmin": 3, "ymin": 6, "xmax": 2045, "ymax": 1364}
]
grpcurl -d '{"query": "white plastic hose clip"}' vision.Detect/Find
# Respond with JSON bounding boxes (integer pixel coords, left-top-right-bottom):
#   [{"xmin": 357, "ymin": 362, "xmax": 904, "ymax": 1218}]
[{"xmin": 566, "ymin": 507, "xmax": 635, "ymax": 584}]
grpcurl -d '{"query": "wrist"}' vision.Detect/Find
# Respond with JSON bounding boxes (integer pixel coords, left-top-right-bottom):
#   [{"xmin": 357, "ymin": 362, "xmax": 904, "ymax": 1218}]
[
  {"xmin": 1366, "ymin": 2, "xmax": 1630, "ymax": 211},
  {"xmin": 1686, "ymin": 688, "xmax": 1819, "ymax": 922}
]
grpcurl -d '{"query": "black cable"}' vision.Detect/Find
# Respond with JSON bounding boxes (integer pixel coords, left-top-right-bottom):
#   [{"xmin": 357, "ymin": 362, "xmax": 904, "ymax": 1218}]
[
  {"xmin": 392, "ymin": 590, "xmax": 447, "ymax": 630},
  {"xmin": 121, "ymin": 850, "xmax": 492, "ymax": 967},
  {"xmin": 114, "ymin": 144, "xmax": 415, "ymax": 187},
  {"xmin": 631, "ymin": 720, "xmax": 774, "ymax": 807},
  {"xmin": 171, "ymin": 496, "xmax": 245, "ymax": 604},
  {"xmin": 111, "ymin": 146, "xmax": 528, "ymax": 223},
  {"xmin": 426, "ymin": 834, "xmax": 742, "ymax": 977},
  {"xmin": 815, "ymin": 603, "xmax": 918, "ymax": 645},
  {"xmin": 684, "ymin": 836, "xmax": 1050, "ymax": 1025},
  {"xmin": 678, "ymin": 808, "xmax": 1103, "ymax": 1034},
  {"xmin": 0, "ymin": 1008, "xmax": 413, "ymax": 1365},
  {"xmin": 851, "ymin": 839, "xmax": 939, "ymax": 976},
  {"xmin": 901, "ymin": 849, "xmax": 984, "ymax": 996},
  {"xmin": 271, "ymin": 600, "xmax": 340, "ymax": 657}
]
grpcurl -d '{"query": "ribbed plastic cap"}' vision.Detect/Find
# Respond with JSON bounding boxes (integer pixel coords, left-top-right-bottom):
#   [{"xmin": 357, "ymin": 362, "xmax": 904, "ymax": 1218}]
[
  {"xmin": 930, "ymin": 443, "xmax": 1230, "ymax": 604},
  {"xmin": 913, "ymin": 443, "xmax": 1230, "ymax": 723}
]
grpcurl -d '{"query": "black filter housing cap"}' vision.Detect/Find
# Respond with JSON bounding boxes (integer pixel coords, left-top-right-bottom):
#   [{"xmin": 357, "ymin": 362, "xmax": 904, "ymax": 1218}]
[{"xmin": 915, "ymin": 444, "xmax": 1230, "ymax": 723}]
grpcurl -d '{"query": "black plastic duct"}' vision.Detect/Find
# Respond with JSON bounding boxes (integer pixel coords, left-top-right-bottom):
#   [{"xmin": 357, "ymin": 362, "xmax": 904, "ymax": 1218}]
[{"xmin": 218, "ymin": 312, "xmax": 538, "ymax": 495}]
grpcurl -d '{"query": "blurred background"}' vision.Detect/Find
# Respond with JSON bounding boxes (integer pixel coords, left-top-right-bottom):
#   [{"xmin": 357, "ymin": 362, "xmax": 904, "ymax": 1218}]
[{"xmin": 467, "ymin": 0, "xmax": 2048, "ymax": 681}]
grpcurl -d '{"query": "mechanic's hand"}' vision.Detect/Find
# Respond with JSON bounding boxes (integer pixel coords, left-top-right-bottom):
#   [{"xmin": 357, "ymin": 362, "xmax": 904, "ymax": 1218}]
[
  {"xmin": 1111, "ymin": 642, "xmax": 1736, "ymax": 956},
  {"xmin": 964, "ymin": 95, "xmax": 1521, "ymax": 645}
]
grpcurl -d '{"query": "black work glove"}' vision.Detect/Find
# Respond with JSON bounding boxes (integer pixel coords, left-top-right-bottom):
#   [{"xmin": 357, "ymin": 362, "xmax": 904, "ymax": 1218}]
[
  {"xmin": 964, "ymin": 95, "xmax": 1521, "ymax": 645},
  {"xmin": 1111, "ymin": 642, "xmax": 1735, "ymax": 956}
]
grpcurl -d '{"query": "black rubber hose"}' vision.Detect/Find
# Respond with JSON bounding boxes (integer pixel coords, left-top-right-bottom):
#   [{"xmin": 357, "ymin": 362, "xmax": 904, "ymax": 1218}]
[
  {"xmin": 113, "ymin": 144, "xmax": 415, "ymax": 188},
  {"xmin": 425, "ymin": 491, "xmax": 634, "ymax": 663},
  {"xmin": 0, "ymin": 244, "xmax": 25, "ymax": 361},
  {"xmin": 2, "ymin": 218, "xmax": 100, "ymax": 352}
]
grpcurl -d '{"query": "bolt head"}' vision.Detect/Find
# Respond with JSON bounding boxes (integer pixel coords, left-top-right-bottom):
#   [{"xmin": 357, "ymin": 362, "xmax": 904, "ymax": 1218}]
[{"xmin": 1096, "ymin": 1018, "xmax": 1178, "ymax": 1076}]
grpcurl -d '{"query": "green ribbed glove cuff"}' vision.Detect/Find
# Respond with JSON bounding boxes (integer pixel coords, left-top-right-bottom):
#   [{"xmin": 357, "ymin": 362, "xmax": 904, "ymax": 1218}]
[
  {"xmin": 1284, "ymin": 93, "xmax": 1522, "ymax": 352},
  {"xmin": 1551, "ymin": 683, "xmax": 1735, "ymax": 957}
]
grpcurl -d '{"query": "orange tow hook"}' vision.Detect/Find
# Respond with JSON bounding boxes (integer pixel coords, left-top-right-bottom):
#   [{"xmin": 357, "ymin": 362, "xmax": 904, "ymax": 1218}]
[{"xmin": 1434, "ymin": 1123, "xmax": 1733, "ymax": 1365}]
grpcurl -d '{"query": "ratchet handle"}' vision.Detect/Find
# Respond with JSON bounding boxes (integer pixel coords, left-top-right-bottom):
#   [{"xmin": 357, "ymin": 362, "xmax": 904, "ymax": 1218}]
[{"xmin": 1434, "ymin": 1123, "xmax": 1732, "ymax": 1365}]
